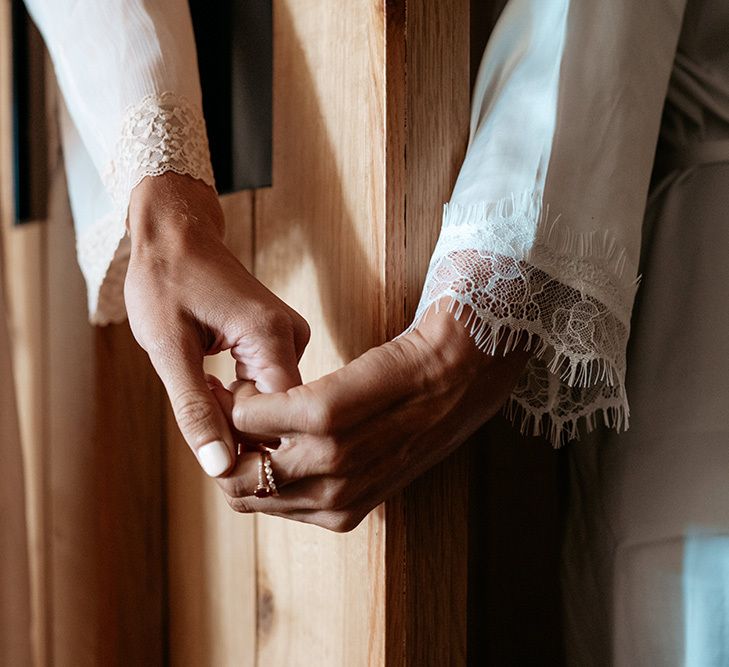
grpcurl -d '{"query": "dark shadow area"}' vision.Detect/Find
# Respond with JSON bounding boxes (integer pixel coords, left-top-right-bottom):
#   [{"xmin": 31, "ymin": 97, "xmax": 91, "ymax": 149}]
[
  {"xmin": 468, "ymin": 416, "xmax": 568, "ymax": 666},
  {"xmin": 11, "ymin": 0, "xmax": 48, "ymax": 224},
  {"xmin": 466, "ymin": 4, "xmax": 567, "ymax": 664},
  {"xmin": 191, "ymin": 0, "xmax": 273, "ymax": 192}
]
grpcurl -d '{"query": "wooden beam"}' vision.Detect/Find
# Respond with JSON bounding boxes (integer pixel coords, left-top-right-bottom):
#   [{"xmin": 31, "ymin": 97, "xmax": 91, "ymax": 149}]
[
  {"xmin": 385, "ymin": 1, "xmax": 471, "ymax": 664},
  {"xmin": 252, "ymin": 1, "xmax": 388, "ymax": 664}
]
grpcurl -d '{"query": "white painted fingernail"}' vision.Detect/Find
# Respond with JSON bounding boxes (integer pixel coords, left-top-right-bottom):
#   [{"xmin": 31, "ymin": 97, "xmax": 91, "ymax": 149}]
[{"xmin": 197, "ymin": 441, "xmax": 231, "ymax": 477}]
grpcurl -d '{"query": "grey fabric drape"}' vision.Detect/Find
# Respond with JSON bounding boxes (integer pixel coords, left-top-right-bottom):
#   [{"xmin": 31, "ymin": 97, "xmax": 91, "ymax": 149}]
[{"xmin": 563, "ymin": 1, "xmax": 729, "ymax": 663}]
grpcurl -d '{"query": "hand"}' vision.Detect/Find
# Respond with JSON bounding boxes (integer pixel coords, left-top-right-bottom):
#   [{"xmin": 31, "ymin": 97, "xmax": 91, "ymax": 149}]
[
  {"xmin": 218, "ymin": 304, "xmax": 529, "ymax": 532},
  {"xmin": 125, "ymin": 173, "xmax": 310, "ymax": 477}
]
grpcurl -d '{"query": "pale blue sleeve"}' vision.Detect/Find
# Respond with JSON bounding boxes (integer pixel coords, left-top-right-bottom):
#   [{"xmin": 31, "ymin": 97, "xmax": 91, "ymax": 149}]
[{"xmin": 407, "ymin": 0, "xmax": 687, "ymax": 444}]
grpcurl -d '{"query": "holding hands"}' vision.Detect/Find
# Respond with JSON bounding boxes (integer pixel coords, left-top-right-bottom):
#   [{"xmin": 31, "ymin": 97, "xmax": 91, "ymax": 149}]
[
  {"xmin": 126, "ymin": 174, "xmax": 527, "ymax": 531},
  {"xmin": 216, "ymin": 305, "xmax": 528, "ymax": 532}
]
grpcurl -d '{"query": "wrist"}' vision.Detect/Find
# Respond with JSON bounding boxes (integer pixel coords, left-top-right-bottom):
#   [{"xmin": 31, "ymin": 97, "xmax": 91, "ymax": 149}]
[
  {"xmin": 411, "ymin": 299, "xmax": 530, "ymax": 385},
  {"xmin": 413, "ymin": 301, "xmax": 486, "ymax": 376},
  {"xmin": 128, "ymin": 172, "xmax": 224, "ymax": 251}
]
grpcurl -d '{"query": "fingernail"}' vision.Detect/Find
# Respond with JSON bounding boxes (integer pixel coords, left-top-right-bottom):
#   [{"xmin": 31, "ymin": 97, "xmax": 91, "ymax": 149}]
[{"xmin": 197, "ymin": 441, "xmax": 232, "ymax": 477}]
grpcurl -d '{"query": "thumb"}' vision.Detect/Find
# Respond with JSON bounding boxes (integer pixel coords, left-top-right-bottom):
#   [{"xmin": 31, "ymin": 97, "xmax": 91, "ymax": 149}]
[{"xmin": 152, "ymin": 341, "xmax": 235, "ymax": 477}]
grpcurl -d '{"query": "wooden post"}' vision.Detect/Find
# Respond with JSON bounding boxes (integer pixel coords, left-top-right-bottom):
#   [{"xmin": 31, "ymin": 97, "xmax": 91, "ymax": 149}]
[
  {"xmin": 167, "ymin": 1, "xmax": 472, "ymax": 664},
  {"xmin": 248, "ymin": 1, "xmax": 471, "ymax": 664},
  {"xmin": 385, "ymin": 1, "xmax": 472, "ymax": 664}
]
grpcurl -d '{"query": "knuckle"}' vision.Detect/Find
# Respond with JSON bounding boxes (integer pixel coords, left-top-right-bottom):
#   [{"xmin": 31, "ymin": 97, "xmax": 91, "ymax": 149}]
[
  {"xmin": 294, "ymin": 315, "xmax": 311, "ymax": 354},
  {"xmin": 231, "ymin": 401, "xmax": 247, "ymax": 432},
  {"xmin": 305, "ymin": 394, "xmax": 335, "ymax": 435},
  {"xmin": 310, "ymin": 438, "xmax": 342, "ymax": 474},
  {"xmin": 140, "ymin": 332, "xmax": 176, "ymax": 362},
  {"xmin": 231, "ymin": 476, "xmax": 254, "ymax": 499},
  {"xmin": 173, "ymin": 390, "xmax": 217, "ymax": 434},
  {"xmin": 145, "ymin": 336, "xmax": 197, "ymax": 383},
  {"xmin": 217, "ymin": 476, "xmax": 242, "ymax": 499},
  {"xmin": 260, "ymin": 310, "xmax": 294, "ymax": 338}
]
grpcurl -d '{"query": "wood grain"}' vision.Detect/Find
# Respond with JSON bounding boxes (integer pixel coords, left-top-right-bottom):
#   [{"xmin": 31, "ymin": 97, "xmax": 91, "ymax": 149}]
[
  {"xmin": 166, "ymin": 190, "xmax": 257, "ymax": 667},
  {"xmin": 44, "ymin": 123, "xmax": 166, "ymax": 665},
  {"xmin": 0, "ymin": 3, "xmax": 36, "ymax": 664},
  {"xmin": 385, "ymin": 1, "xmax": 472, "ymax": 665},
  {"xmin": 0, "ymin": 9, "xmax": 49, "ymax": 660},
  {"xmin": 2, "ymin": 220, "xmax": 47, "ymax": 667},
  {"xmin": 252, "ymin": 1, "xmax": 388, "ymax": 664},
  {"xmin": 3, "ymin": 64, "xmax": 167, "ymax": 663},
  {"xmin": 2, "ymin": 15, "xmax": 54, "ymax": 664}
]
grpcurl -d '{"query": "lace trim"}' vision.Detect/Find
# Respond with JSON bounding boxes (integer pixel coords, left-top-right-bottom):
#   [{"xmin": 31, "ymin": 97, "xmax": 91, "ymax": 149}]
[
  {"xmin": 78, "ymin": 92, "xmax": 215, "ymax": 324},
  {"xmin": 102, "ymin": 91, "xmax": 215, "ymax": 206},
  {"xmin": 76, "ymin": 212, "xmax": 129, "ymax": 325},
  {"xmin": 406, "ymin": 191, "xmax": 638, "ymax": 446}
]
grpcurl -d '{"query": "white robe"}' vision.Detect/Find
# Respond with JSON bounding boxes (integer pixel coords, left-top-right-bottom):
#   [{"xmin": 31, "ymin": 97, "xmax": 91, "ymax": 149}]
[
  {"xmin": 23, "ymin": 0, "xmax": 215, "ymax": 323},
  {"xmin": 22, "ymin": 0, "xmax": 685, "ymax": 444}
]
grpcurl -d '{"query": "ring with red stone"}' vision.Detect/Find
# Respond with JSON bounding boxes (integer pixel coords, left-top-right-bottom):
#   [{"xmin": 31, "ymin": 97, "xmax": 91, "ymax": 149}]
[{"xmin": 253, "ymin": 450, "xmax": 278, "ymax": 498}]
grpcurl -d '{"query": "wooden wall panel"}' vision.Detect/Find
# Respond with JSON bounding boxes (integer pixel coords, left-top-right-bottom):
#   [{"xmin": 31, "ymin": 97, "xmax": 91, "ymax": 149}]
[
  {"xmin": 385, "ymin": 1, "xmax": 472, "ymax": 665},
  {"xmin": 252, "ymin": 1, "xmax": 388, "ymax": 665},
  {"xmin": 166, "ymin": 191, "xmax": 257, "ymax": 667},
  {"xmin": 1, "ymin": 2, "xmax": 46, "ymax": 664},
  {"xmin": 1, "ymin": 227, "xmax": 47, "ymax": 667},
  {"xmin": 3, "ymin": 44, "xmax": 167, "ymax": 663},
  {"xmin": 0, "ymin": 226, "xmax": 47, "ymax": 667},
  {"xmin": 42, "ymin": 130, "xmax": 96, "ymax": 667},
  {"xmin": 43, "ymin": 123, "xmax": 166, "ymax": 665}
]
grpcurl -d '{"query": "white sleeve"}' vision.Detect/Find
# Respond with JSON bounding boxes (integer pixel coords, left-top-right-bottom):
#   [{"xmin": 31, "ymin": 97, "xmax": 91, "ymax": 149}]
[
  {"xmin": 24, "ymin": 0, "xmax": 214, "ymax": 323},
  {"xmin": 406, "ymin": 0, "xmax": 687, "ymax": 444}
]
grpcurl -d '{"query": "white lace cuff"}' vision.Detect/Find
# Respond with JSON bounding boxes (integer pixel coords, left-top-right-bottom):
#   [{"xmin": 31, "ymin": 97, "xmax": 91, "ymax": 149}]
[
  {"xmin": 406, "ymin": 190, "xmax": 638, "ymax": 446},
  {"xmin": 77, "ymin": 92, "xmax": 216, "ymax": 324}
]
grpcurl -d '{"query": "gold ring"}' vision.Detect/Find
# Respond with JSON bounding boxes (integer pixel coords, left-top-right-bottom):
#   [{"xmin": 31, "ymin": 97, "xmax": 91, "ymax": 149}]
[{"xmin": 254, "ymin": 450, "xmax": 278, "ymax": 498}]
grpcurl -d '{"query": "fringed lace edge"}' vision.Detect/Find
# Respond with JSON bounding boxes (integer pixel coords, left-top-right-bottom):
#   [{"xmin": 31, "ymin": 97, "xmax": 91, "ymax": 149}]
[
  {"xmin": 433, "ymin": 295, "xmax": 623, "ymax": 387},
  {"xmin": 406, "ymin": 190, "xmax": 636, "ymax": 447},
  {"xmin": 405, "ymin": 296, "xmax": 630, "ymax": 448},
  {"xmin": 503, "ymin": 394, "xmax": 629, "ymax": 448},
  {"xmin": 439, "ymin": 191, "xmax": 639, "ymax": 324}
]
